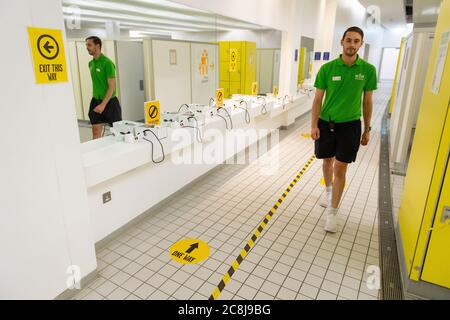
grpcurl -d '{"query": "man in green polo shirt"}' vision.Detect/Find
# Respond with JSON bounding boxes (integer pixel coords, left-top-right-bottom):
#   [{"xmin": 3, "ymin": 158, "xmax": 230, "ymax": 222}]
[
  {"xmin": 311, "ymin": 26, "xmax": 377, "ymax": 233},
  {"xmin": 86, "ymin": 36, "xmax": 122, "ymax": 139}
]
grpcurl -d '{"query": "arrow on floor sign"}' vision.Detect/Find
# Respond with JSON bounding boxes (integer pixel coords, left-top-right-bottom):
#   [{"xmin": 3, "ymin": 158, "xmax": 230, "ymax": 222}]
[{"xmin": 186, "ymin": 243, "xmax": 199, "ymax": 254}]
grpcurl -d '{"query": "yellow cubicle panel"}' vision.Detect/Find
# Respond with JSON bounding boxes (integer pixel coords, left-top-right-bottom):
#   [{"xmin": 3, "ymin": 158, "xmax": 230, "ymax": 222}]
[
  {"xmin": 298, "ymin": 47, "xmax": 306, "ymax": 85},
  {"xmin": 398, "ymin": 0, "xmax": 450, "ymax": 287},
  {"xmin": 389, "ymin": 38, "xmax": 405, "ymax": 114}
]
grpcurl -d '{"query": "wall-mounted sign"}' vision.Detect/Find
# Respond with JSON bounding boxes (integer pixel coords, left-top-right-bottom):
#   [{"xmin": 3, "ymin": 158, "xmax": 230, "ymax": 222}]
[
  {"xmin": 27, "ymin": 27, "xmax": 68, "ymax": 84},
  {"xmin": 323, "ymin": 52, "xmax": 330, "ymax": 61},
  {"xmin": 145, "ymin": 100, "xmax": 161, "ymax": 126},
  {"xmin": 273, "ymin": 86, "xmax": 279, "ymax": 97},
  {"xmin": 252, "ymin": 82, "xmax": 258, "ymax": 96},
  {"xmin": 229, "ymin": 48, "xmax": 238, "ymax": 72},
  {"xmin": 199, "ymin": 49, "xmax": 209, "ymax": 76},
  {"xmin": 314, "ymin": 52, "xmax": 322, "ymax": 61},
  {"xmin": 216, "ymin": 88, "xmax": 224, "ymax": 107}
]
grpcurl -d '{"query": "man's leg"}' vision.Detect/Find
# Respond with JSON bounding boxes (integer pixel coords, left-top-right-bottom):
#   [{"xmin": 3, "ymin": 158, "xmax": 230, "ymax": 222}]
[
  {"xmin": 319, "ymin": 158, "xmax": 334, "ymax": 207},
  {"xmin": 92, "ymin": 124, "xmax": 104, "ymax": 140},
  {"xmin": 331, "ymin": 160, "xmax": 348, "ymax": 208},
  {"xmin": 323, "ymin": 158, "xmax": 334, "ymax": 187},
  {"xmin": 324, "ymin": 159, "xmax": 349, "ymax": 233}
]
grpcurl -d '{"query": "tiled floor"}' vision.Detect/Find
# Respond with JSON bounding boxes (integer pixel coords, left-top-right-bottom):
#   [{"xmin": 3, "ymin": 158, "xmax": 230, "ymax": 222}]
[{"xmin": 73, "ymin": 85, "xmax": 392, "ymax": 301}]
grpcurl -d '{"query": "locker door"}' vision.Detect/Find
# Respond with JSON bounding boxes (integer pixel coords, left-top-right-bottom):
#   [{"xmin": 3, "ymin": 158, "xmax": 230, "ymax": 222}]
[{"xmin": 421, "ymin": 144, "xmax": 450, "ymax": 288}]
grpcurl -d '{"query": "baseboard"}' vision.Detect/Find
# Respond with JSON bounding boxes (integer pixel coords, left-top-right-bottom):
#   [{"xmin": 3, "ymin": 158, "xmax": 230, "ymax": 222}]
[{"xmin": 54, "ymin": 269, "xmax": 98, "ymax": 300}]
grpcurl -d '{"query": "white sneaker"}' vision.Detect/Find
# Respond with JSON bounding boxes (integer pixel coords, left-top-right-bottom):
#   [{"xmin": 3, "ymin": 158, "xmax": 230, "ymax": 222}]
[
  {"xmin": 319, "ymin": 190, "xmax": 332, "ymax": 208},
  {"xmin": 324, "ymin": 208, "xmax": 338, "ymax": 233}
]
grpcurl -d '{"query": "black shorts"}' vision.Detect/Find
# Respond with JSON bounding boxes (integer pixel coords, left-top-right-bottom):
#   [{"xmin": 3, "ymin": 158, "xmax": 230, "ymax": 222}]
[
  {"xmin": 315, "ymin": 118, "xmax": 362, "ymax": 164},
  {"xmin": 89, "ymin": 97, "xmax": 122, "ymax": 126}
]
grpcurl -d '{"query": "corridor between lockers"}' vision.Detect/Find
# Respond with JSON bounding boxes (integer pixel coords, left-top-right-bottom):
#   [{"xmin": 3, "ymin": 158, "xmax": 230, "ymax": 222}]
[{"xmin": 72, "ymin": 83, "xmax": 392, "ymax": 301}]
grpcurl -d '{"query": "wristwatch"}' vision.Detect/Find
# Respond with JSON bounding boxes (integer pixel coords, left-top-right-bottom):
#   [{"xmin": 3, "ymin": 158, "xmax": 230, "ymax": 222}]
[{"xmin": 364, "ymin": 126, "xmax": 372, "ymax": 133}]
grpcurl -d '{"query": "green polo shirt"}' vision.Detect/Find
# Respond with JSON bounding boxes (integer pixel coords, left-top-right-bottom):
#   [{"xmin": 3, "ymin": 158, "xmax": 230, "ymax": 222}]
[
  {"xmin": 314, "ymin": 54, "xmax": 377, "ymax": 123},
  {"xmin": 89, "ymin": 54, "xmax": 117, "ymax": 100}
]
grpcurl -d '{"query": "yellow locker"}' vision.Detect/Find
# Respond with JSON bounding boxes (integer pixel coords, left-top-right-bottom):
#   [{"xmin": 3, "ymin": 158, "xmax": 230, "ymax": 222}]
[
  {"xmin": 398, "ymin": 0, "xmax": 450, "ymax": 287},
  {"xmin": 220, "ymin": 63, "xmax": 230, "ymax": 82},
  {"xmin": 219, "ymin": 41, "xmax": 256, "ymax": 97},
  {"xmin": 220, "ymin": 81, "xmax": 230, "ymax": 99},
  {"xmin": 229, "ymin": 41, "xmax": 242, "ymax": 62},
  {"xmin": 230, "ymin": 62, "xmax": 241, "ymax": 82},
  {"xmin": 230, "ymin": 82, "xmax": 241, "ymax": 95}
]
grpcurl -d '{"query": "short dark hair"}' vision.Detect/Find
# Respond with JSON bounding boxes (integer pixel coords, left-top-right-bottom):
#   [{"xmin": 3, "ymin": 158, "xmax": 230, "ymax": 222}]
[
  {"xmin": 86, "ymin": 36, "xmax": 102, "ymax": 49},
  {"xmin": 342, "ymin": 26, "xmax": 364, "ymax": 40}
]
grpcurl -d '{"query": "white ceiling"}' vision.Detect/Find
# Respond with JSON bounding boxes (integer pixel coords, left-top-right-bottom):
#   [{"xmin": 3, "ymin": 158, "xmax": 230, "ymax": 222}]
[
  {"xmin": 61, "ymin": 0, "xmax": 269, "ymax": 36},
  {"xmin": 413, "ymin": 0, "xmax": 441, "ymax": 24},
  {"xmin": 358, "ymin": 0, "xmax": 407, "ymax": 28}
]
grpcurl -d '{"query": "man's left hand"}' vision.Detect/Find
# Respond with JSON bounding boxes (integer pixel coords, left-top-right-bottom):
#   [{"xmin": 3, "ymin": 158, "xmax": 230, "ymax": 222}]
[
  {"xmin": 361, "ymin": 132, "xmax": 370, "ymax": 146},
  {"xmin": 94, "ymin": 103, "xmax": 106, "ymax": 114}
]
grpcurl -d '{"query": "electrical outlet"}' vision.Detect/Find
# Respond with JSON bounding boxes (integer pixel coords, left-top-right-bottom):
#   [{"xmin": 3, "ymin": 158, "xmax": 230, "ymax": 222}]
[{"xmin": 103, "ymin": 191, "xmax": 112, "ymax": 204}]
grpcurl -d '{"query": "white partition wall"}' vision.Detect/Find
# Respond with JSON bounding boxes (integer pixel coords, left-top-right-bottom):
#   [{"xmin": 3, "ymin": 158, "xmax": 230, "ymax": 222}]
[
  {"xmin": 191, "ymin": 43, "xmax": 219, "ymax": 105},
  {"xmin": 152, "ymin": 40, "xmax": 192, "ymax": 112},
  {"xmin": 389, "ymin": 29, "xmax": 435, "ymax": 172}
]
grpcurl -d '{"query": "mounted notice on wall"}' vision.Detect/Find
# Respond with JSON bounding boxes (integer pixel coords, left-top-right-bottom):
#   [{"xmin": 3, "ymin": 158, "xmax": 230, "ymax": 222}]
[
  {"xmin": 27, "ymin": 27, "xmax": 68, "ymax": 84},
  {"xmin": 314, "ymin": 52, "xmax": 322, "ymax": 61},
  {"xmin": 230, "ymin": 48, "xmax": 238, "ymax": 72},
  {"xmin": 169, "ymin": 49, "xmax": 177, "ymax": 65},
  {"xmin": 431, "ymin": 30, "xmax": 450, "ymax": 95},
  {"xmin": 323, "ymin": 52, "xmax": 330, "ymax": 61}
]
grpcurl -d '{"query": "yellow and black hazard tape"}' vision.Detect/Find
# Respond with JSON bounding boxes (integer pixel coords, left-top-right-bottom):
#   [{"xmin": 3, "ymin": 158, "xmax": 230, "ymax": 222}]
[{"xmin": 209, "ymin": 155, "xmax": 316, "ymax": 300}]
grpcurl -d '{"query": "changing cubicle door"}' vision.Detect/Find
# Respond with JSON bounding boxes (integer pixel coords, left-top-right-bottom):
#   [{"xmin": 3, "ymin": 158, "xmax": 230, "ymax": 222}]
[
  {"xmin": 116, "ymin": 41, "xmax": 145, "ymax": 121},
  {"xmin": 273, "ymin": 49, "xmax": 281, "ymax": 88},
  {"xmin": 191, "ymin": 43, "xmax": 218, "ymax": 105},
  {"xmin": 421, "ymin": 146, "xmax": 450, "ymax": 288},
  {"xmin": 75, "ymin": 41, "xmax": 95, "ymax": 121},
  {"xmin": 257, "ymin": 49, "xmax": 274, "ymax": 94},
  {"xmin": 389, "ymin": 35, "xmax": 413, "ymax": 161},
  {"xmin": 67, "ymin": 41, "xmax": 85, "ymax": 120},
  {"xmin": 152, "ymin": 40, "xmax": 191, "ymax": 112}
]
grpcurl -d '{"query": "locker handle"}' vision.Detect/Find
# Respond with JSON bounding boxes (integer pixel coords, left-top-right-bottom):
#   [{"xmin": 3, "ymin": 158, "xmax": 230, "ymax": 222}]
[
  {"xmin": 442, "ymin": 206, "xmax": 450, "ymax": 224},
  {"xmin": 139, "ymin": 80, "xmax": 144, "ymax": 91}
]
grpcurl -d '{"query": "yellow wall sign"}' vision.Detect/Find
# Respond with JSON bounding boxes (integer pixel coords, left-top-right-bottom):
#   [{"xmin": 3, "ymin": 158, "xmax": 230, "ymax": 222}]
[
  {"xmin": 27, "ymin": 27, "xmax": 68, "ymax": 84},
  {"xmin": 273, "ymin": 86, "xmax": 279, "ymax": 97},
  {"xmin": 252, "ymin": 82, "xmax": 258, "ymax": 95},
  {"xmin": 145, "ymin": 100, "xmax": 161, "ymax": 126},
  {"xmin": 216, "ymin": 88, "xmax": 224, "ymax": 108},
  {"xmin": 229, "ymin": 48, "xmax": 238, "ymax": 72},
  {"xmin": 170, "ymin": 239, "xmax": 210, "ymax": 265}
]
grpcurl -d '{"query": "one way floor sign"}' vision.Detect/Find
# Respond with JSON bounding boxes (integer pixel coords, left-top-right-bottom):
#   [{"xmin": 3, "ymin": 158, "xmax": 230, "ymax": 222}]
[
  {"xmin": 27, "ymin": 27, "xmax": 68, "ymax": 84},
  {"xmin": 170, "ymin": 239, "xmax": 210, "ymax": 265}
]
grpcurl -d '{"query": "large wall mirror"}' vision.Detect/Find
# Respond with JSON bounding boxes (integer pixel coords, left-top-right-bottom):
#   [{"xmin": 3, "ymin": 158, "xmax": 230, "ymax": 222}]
[{"xmin": 63, "ymin": 0, "xmax": 281, "ymax": 143}]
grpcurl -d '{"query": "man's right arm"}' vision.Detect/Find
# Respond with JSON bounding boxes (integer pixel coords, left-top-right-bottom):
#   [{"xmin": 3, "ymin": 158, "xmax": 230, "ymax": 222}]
[{"xmin": 311, "ymin": 89, "xmax": 325, "ymax": 140}]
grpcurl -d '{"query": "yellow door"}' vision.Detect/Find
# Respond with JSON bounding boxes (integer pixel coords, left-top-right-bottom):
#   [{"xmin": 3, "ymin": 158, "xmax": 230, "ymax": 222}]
[
  {"xmin": 421, "ymin": 144, "xmax": 450, "ymax": 288},
  {"xmin": 398, "ymin": 0, "xmax": 450, "ymax": 281}
]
